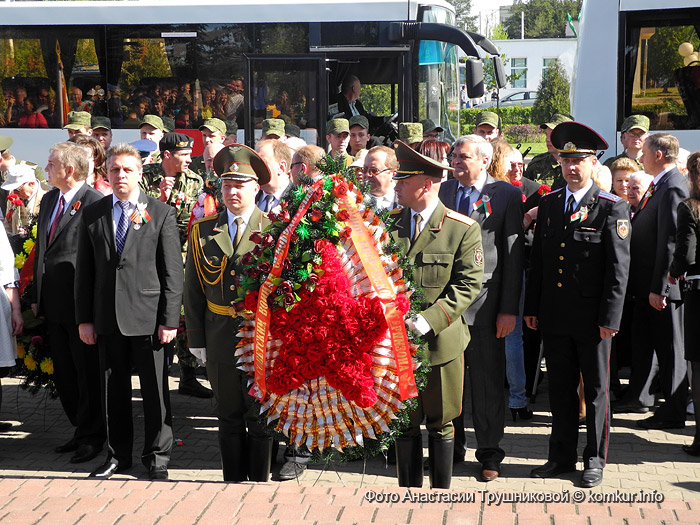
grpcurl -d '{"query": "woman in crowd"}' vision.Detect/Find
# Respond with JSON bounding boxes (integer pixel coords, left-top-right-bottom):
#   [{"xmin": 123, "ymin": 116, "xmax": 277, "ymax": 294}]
[
  {"xmin": 668, "ymin": 150, "xmax": 700, "ymax": 457},
  {"xmin": 487, "ymin": 139, "xmax": 514, "ymax": 182},
  {"xmin": 610, "ymin": 157, "xmax": 638, "ymax": 202},
  {"xmin": 18, "ymin": 97, "xmax": 48, "ymax": 129},
  {"xmin": 0, "ymin": 228, "xmax": 23, "ymax": 431},
  {"xmin": 68, "ymin": 134, "xmax": 111, "ymax": 195}
]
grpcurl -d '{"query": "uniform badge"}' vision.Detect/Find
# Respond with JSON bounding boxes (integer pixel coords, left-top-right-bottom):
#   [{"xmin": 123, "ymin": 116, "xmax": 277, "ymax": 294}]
[
  {"xmin": 616, "ymin": 219, "xmax": 629, "ymax": 239},
  {"xmin": 474, "ymin": 247, "xmax": 484, "ymax": 267},
  {"xmin": 133, "ymin": 223, "xmax": 141, "ymax": 230}
]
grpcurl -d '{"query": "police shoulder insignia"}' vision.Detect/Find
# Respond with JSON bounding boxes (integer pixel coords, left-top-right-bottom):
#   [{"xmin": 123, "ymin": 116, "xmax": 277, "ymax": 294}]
[
  {"xmin": 473, "ymin": 246, "xmax": 484, "ymax": 267},
  {"xmin": 616, "ymin": 219, "xmax": 629, "ymax": 239},
  {"xmin": 599, "ymin": 191, "xmax": 621, "ymax": 202},
  {"xmin": 446, "ymin": 209, "xmax": 475, "ymax": 226},
  {"xmin": 388, "ymin": 207, "xmax": 403, "ymax": 215}
]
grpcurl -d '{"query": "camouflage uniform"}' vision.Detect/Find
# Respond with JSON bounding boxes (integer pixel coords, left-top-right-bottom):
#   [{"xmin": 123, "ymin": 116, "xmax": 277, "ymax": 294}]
[
  {"xmin": 141, "ymin": 163, "xmax": 204, "ymax": 371},
  {"xmin": 524, "ymin": 152, "xmax": 564, "ymax": 189}
]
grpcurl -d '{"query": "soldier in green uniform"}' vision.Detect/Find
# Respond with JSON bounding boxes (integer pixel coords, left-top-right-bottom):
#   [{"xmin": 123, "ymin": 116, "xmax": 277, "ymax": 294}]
[
  {"xmin": 398, "ymin": 122, "xmax": 423, "ymax": 149},
  {"xmin": 388, "ymin": 140, "xmax": 484, "ymax": 489},
  {"xmin": 602, "ymin": 114, "xmax": 649, "ymax": 171},
  {"xmin": 139, "ymin": 115, "xmax": 167, "ymax": 165},
  {"xmin": 190, "ymin": 118, "xmax": 227, "ymax": 175},
  {"xmin": 261, "ymin": 118, "xmax": 285, "ymax": 140},
  {"xmin": 524, "ymin": 113, "xmax": 573, "ymax": 188},
  {"xmin": 326, "ymin": 118, "xmax": 352, "ymax": 167},
  {"xmin": 184, "ymin": 144, "xmax": 273, "ymax": 482},
  {"xmin": 474, "ymin": 111, "xmax": 502, "ymax": 141},
  {"xmin": 141, "ymin": 132, "xmax": 210, "ymax": 398}
]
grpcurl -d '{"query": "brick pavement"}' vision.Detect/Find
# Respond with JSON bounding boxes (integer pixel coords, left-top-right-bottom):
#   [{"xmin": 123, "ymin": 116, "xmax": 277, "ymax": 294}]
[{"xmin": 1, "ymin": 366, "xmax": 699, "ymax": 524}]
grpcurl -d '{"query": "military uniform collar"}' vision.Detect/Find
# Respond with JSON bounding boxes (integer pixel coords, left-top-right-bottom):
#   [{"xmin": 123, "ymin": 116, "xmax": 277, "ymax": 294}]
[{"xmin": 564, "ymin": 179, "xmax": 593, "ymax": 210}]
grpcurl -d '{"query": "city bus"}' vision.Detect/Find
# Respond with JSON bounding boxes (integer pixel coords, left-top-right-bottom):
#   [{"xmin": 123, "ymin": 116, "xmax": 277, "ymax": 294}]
[
  {"xmin": 572, "ymin": 0, "xmax": 699, "ymax": 159},
  {"xmin": 0, "ymin": 0, "xmax": 498, "ymax": 166}
]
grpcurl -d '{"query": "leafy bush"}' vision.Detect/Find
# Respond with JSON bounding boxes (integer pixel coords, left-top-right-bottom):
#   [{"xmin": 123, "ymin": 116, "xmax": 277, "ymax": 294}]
[
  {"xmin": 460, "ymin": 106, "xmax": 532, "ymax": 133},
  {"xmin": 531, "ymin": 61, "xmax": 571, "ymax": 124},
  {"xmin": 505, "ymin": 124, "xmax": 544, "ymax": 143}
]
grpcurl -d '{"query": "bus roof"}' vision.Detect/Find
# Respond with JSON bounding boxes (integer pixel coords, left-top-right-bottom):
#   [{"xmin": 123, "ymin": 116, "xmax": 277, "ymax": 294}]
[
  {"xmin": 0, "ymin": 0, "xmax": 454, "ymax": 25},
  {"xmin": 620, "ymin": 0, "xmax": 698, "ymax": 11}
]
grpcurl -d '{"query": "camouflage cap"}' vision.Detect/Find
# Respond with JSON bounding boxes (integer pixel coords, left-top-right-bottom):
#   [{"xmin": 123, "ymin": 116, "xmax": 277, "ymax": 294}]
[
  {"xmin": 539, "ymin": 113, "xmax": 574, "ymax": 130},
  {"xmin": 159, "ymin": 132, "xmax": 194, "ymax": 152},
  {"xmin": 475, "ymin": 111, "xmax": 500, "ymax": 130},
  {"xmin": 621, "ymin": 114, "xmax": 650, "ymax": 134},
  {"xmin": 140, "ymin": 114, "xmax": 166, "ymax": 131},
  {"xmin": 0, "ymin": 136, "xmax": 13, "ymax": 151},
  {"xmin": 285, "ymin": 123, "xmax": 301, "ymax": 138},
  {"xmin": 91, "ymin": 116, "xmax": 111, "ymax": 130},
  {"xmin": 63, "ymin": 111, "xmax": 92, "ymax": 130},
  {"xmin": 262, "ymin": 118, "xmax": 285, "ymax": 138},
  {"xmin": 327, "ymin": 118, "xmax": 350, "ymax": 135},
  {"xmin": 393, "ymin": 140, "xmax": 453, "ymax": 179},
  {"xmin": 161, "ymin": 117, "xmax": 175, "ymax": 133},
  {"xmin": 551, "ymin": 121, "xmax": 608, "ymax": 158},
  {"xmin": 199, "ymin": 117, "xmax": 226, "ymax": 135},
  {"xmin": 348, "ymin": 115, "xmax": 369, "ymax": 130},
  {"xmin": 398, "ymin": 122, "xmax": 423, "ymax": 144},
  {"xmin": 213, "ymin": 144, "xmax": 271, "ymax": 186},
  {"xmin": 421, "ymin": 118, "xmax": 444, "ymax": 134},
  {"xmin": 225, "ymin": 120, "xmax": 239, "ymax": 136}
]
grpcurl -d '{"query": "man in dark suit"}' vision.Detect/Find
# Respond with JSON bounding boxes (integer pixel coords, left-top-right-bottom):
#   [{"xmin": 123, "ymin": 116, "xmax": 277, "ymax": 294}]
[
  {"xmin": 623, "ymin": 133, "xmax": 689, "ymax": 428},
  {"xmin": 334, "ymin": 75, "xmax": 383, "ymax": 133},
  {"xmin": 75, "ymin": 143, "xmax": 183, "ymax": 480},
  {"xmin": 255, "ymin": 139, "xmax": 291, "ymax": 213},
  {"xmin": 439, "ymin": 135, "xmax": 524, "ymax": 482},
  {"xmin": 389, "ymin": 140, "xmax": 483, "ymax": 489},
  {"xmin": 31, "ymin": 142, "xmax": 104, "ymax": 463},
  {"xmin": 525, "ymin": 122, "xmax": 630, "ymax": 488},
  {"xmin": 184, "ymin": 144, "xmax": 273, "ymax": 482}
]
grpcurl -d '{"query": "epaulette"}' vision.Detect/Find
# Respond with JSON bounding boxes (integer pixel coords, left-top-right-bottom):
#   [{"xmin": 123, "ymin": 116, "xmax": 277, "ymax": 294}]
[
  {"xmin": 192, "ymin": 214, "xmax": 218, "ymax": 227},
  {"xmin": 388, "ymin": 207, "xmax": 403, "ymax": 215},
  {"xmin": 546, "ymin": 187, "xmax": 564, "ymax": 195},
  {"xmin": 445, "ymin": 209, "xmax": 476, "ymax": 226},
  {"xmin": 599, "ymin": 191, "xmax": 621, "ymax": 202}
]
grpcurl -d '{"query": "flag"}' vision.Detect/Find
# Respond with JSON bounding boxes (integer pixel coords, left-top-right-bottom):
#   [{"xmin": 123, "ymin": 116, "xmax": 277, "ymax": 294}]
[
  {"xmin": 567, "ymin": 13, "xmax": 578, "ymax": 38},
  {"xmin": 56, "ymin": 41, "xmax": 70, "ymax": 126}
]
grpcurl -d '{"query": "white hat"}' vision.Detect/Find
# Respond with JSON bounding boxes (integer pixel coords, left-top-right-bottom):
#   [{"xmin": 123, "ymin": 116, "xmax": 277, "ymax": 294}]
[
  {"xmin": 1, "ymin": 164, "xmax": 37, "ymax": 191},
  {"xmin": 350, "ymin": 149, "xmax": 368, "ymax": 169}
]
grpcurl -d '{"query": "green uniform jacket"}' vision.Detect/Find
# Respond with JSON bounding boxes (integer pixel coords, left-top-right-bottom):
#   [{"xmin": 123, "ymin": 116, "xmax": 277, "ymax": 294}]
[
  {"xmin": 388, "ymin": 202, "xmax": 484, "ymax": 366},
  {"xmin": 524, "ymin": 152, "xmax": 562, "ymax": 187},
  {"xmin": 184, "ymin": 207, "xmax": 269, "ymax": 365}
]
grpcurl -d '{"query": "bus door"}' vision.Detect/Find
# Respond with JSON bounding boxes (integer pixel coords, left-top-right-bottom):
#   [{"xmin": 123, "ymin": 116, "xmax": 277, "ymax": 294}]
[{"xmin": 242, "ymin": 54, "xmax": 326, "ymax": 146}]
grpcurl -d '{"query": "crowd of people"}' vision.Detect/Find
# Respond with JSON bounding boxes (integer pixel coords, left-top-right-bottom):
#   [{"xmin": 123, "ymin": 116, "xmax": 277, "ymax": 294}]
[{"xmin": 0, "ymin": 102, "xmax": 698, "ymax": 491}]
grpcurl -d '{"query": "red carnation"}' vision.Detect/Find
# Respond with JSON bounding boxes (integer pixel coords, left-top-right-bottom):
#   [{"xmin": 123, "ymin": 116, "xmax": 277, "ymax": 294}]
[
  {"xmin": 521, "ymin": 193, "xmax": 527, "ymax": 203},
  {"xmin": 244, "ymin": 291, "xmax": 259, "ymax": 311},
  {"xmin": 249, "ymin": 231, "xmax": 263, "ymax": 244},
  {"xmin": 310, "ymin": 208, "xmax": 323, "ymax": 222},
  {"xmin": 336, "ymin": 209, "xmax": 350, "ymax": 222},
  {"xmin": 395, "ymin": 294, "xmax": 410, "ymax": 315},
  {"xmin": 511, "ymin": 179, "xmax": 523, "ymax": 187},
  {"xmin": 538, "ymin": 184, "xmax": 551, "ymax": 195},
  {"xmin": 333, "ymin": 182, "xmax": 349, "ymax": 197},
  {"xmin": 339, "ymin": 226, "xmax": 352, "ymax": 240},
  {"xmin": 313, "ymin": 239, "xmax": 327, "ymax": 253}
]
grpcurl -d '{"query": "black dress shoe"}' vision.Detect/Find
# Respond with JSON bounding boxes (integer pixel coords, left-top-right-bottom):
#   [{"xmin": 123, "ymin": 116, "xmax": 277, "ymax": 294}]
[
  {"xmin": 279, "ymin": 461, "xmax": 306, "ymax": 481},
  {"xmin": 637, "ymin": 416, "xmax": 685, "ymax": 430},
  {"xmin": 89, "ymin": 460, "xmax": 131, "ymax": 479},
  {"xmin": 530, "ymin": 460, "xmax": 577, "ymax": 478},
  {"xmin": 54, "ymin": 438, "xmax": 78, "ymax": 454},
  {"xmin": 682, "ymin": 441, "xmax": 700, "ymax": 456},
  {"xmin": 611, "ymin": 399, "xmax": 650, "ymax": 414},
  {"xmin": 580, "ymin": 468, "xmax": 603, "ymax": 488},
  {"xmin": 149, "ymin": 465, "xmax": 168, "ymax": 481},
  {"xmin": 69, "ymin": 445, "xmax": 102, "ymax": 464}
]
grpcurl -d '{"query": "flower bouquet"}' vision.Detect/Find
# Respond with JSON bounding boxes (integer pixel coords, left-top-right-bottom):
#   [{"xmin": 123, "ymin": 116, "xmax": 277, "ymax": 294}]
[{"xmin": 234, "ymin": 162, "xmax": 428, "ymax": 458}]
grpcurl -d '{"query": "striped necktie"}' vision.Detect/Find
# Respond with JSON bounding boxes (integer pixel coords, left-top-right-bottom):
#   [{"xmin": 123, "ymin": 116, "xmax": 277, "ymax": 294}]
[{"xmin": 116, "ymin": 201, "xmax": 130, "ymax": 256}]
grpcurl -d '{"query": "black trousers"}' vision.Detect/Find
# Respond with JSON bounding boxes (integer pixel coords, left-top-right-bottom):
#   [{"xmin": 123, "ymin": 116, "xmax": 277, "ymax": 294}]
[
  {"xmin": 453, "ymin": 324, "xmax": 506, "ymax": 465},
  {"xmin": 98, "ymin": 331, "xmax": 173, "ymax": 468},
  {"xmin": 628, "ymin": 299, "xmax": 687, "ymax": 422},
  {"xmin": 48, "ymin": 319, "xmax": 105, "ymax": 447},
  {"xmin": 542, "ymin": 330, "xmax": 611, "ymax": 469}
]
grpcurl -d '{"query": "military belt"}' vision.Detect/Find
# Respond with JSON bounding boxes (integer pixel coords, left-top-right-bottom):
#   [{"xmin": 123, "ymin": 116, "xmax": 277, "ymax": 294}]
[{"xmin": 207, "ymin": 299, "xmax": 236, "ymax": 317}]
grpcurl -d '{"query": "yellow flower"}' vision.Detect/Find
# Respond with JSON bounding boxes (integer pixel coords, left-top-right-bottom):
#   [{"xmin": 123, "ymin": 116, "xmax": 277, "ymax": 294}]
[
  {"xmin": 16, "ymin": 343, "xmax": 25, "ymax": 359},
  {"xmin": 14, "ymin": 253, "xmax": 26, "ymax": 269},
  {"xmin": 24, "ymin": 355, "xmax": 37, "ymax": 371},
  {"xmin": 23, "ymin": 238, "xmax": 35, "ymax": 254},
  {"xmin": 40, "ymin": 357, "xmax": 54, "ymax": 375},
  {"xmin": 31, "ymin": 224, "xmax": 37, "ymax": 237}
]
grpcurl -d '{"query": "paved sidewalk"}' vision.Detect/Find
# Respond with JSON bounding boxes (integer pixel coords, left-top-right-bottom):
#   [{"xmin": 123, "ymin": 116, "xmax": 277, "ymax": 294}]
[{"xmin": 1, "ymin": 366, "xmax": 699, "ymax": 524}]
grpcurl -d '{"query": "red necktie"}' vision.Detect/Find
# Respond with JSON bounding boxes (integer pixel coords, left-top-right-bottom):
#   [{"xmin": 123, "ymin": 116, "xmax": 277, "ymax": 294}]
[{"xmin": 48, "ymin": 196, "xmax": 65, "ymax": 243}]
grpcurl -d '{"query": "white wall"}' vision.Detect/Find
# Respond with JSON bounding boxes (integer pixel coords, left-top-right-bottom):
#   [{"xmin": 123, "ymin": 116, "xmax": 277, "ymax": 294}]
[{"xmin": 491, "ymin": 38, "xmax": 577, "ymax": 98}]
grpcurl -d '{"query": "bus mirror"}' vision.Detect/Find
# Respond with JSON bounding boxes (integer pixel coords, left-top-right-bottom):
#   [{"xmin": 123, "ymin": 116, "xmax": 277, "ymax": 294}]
[
  {"xmin": 493, "ymin": 57, "xmax": 507, "ymax": 89},
  {"xmin": 465, "ymin": 59, "xmax": 485, "ymax": 98}
]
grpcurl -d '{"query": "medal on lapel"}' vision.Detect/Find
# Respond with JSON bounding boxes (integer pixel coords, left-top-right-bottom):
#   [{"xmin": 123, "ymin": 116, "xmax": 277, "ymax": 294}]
[
  {"xmin": 129, "ymin": 202, "xmax": 151, "ymax": 230},
  {"xmin": 69, "ymin": 201, "xmax": 81, "ymax": 216},
  {"xmin": 473, "ymin": 194, "xmax": 492, "ymax": 218},
  {"xmin": 570, "ymin": 205, "xmax": 589, "ymax": 223}
]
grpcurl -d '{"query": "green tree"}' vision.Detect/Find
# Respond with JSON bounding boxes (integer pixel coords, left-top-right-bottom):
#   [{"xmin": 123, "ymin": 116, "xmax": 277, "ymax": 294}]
[
  {"xmin": 646, "ymin": 26, "xmax": 700, "ymax": 89},
  {"xmin": 360, "ymin": 84, "xmax": 393, "ymax": 115},
  {"xmin": 491, "ymin": 23, "xmax": 509, "ymax": 41},
  {"xmin": 504, "ymin": 0, "xmax": 581, "ymax": 39},
  {"xmin": 452, "ymin": 0, "xmax": 478, "ymax": 33},
  {"xmin": 531, "ymin": 59, "xmax": 570, "ymax": 123}
]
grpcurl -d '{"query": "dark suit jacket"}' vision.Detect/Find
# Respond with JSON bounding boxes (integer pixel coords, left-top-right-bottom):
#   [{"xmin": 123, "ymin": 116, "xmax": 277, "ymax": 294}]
[
  {"xmin": 521, "ymin": 176, "xmax": 542, "ymax": 213},
  {"xmin": 669, "ymin": 199, "xmax": 700, "ymax": 279},
  {"xmin": 31, "ymin": 183, "xmax": 103, "ymax": 323},
  {"xmin": 75, "ymin": 191, "xmax": 183, "ymax": 336},
  {"xmin": 388, "ymin": 201, "xmax": 484, "ymax": 365},
  {"xmin": 439, "ymin": 175, "xmax": 524, "ymax": 326},
  {"xmin": 630, "ymin": 167, "xmax": 689, "ymax": 301},
  {"xmin": 336, "ymin": 95, "xmax": 369, "ymax": 121},
  {"xmin": 184, "ymin": 207, "xmax": 268, "ymax": 365},
  {"xmin": 525, "ymin": 184, "xmax": 631, "ymax": 333}
]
